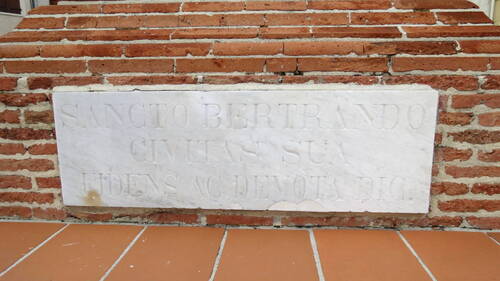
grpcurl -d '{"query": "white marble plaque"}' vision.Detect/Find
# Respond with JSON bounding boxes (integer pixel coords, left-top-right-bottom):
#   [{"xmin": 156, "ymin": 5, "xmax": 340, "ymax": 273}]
[{"xmin": 54, "ymin": 86, "xmax": 438, "ymax": 213}]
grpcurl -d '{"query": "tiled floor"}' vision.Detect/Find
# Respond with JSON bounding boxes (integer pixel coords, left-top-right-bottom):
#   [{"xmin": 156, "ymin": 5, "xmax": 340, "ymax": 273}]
[{"xmin": 0, "ymin": 222, "xmax": 498, "ymax": 281}]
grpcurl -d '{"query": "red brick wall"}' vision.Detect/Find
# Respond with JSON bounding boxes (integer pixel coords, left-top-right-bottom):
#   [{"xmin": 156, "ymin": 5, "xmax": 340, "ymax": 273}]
[{"xmin": 0, "ymin": 0, "xmax": 499, "ymax": 229}]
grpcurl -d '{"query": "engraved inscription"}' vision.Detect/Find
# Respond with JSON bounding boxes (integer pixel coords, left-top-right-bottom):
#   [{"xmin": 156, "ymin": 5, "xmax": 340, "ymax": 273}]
[{"xmin": 54, "ymin": 88, "xmax": 438, "ymax": 213}]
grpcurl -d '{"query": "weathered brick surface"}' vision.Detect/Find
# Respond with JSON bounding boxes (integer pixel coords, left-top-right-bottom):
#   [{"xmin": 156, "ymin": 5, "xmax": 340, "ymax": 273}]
[
  {"xmin": 472, "ymin": 183, "xmax": 500, "ymax": 195},
  {"xmin": 0, "ymin": 0, "xmax": 498, "ymax": 229},
  {"xmin": 206, "ymin": 214, "xmax": 273, "ymax": 226},
  {"xmin": 431, "ymin": 182, "xmax": 468, "ymax": 195},
  {"xmin": 394, "ymin": 0, "xmax": 478, "ymax": 9},
  {"xmin": 0, "ymin": 175, "xmax": 31, "ymax": 189},
  {"xmin": 36, "ymin": 177, "xmax": 61, "ymax": 189}
]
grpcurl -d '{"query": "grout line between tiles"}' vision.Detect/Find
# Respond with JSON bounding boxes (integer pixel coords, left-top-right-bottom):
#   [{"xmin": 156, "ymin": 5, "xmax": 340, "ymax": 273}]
[
  {"xmin": 0, "ymin": 224, "xmax": 70, "ymax": 278},
  {"xmin": 397, "ymin": 231, "xmax": 437, "ymax": 281},
  {"xmin": 485, "ymin": 233, "xmax": 500, "ymax": 246},
  {"xmin": 309, "ymin": 229, "xmax": 326, "ymax": 281},
  {"xmin": 208, "ymin": 228, "xmax": 228, "ymax": 281},
  {"xmin": 99, "ymin": 225, "xmax": 147, "ymax": 281}
]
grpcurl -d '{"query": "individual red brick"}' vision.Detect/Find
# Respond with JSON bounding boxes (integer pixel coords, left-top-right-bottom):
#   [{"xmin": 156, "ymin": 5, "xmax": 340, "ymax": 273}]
[
  {"xmin": 460, "ymin": 40, "xmax": 500, "ymax": 53},
  {"xmin": 266, "ymin": 13, "xmax": 348, "ymax": 26},
  {"xmin": 365, "ymin": 41, "xmax": 458, "ymax": 55},
  {"xmin": 478, "ymin": 149, "xmax": 500, "ymax": 162},
  {"xmin": 478, "ymin": 112, "xmax": 500, "ymax": 126},
  {"xmin": 125, "ymin": 43, "xmax": 211, "ymax": 57},
  {"xmin": 0, "ymin": 192, "xmax": 54, "ymax": 204},
  {"xmin": 263, "ymin": 13, "xmax": 308, "ymax": 26},
  {"xmin": 182, "ymin": 2, "xmax": 244, "ymax": 12},
  {"xmin": 394, "ymin": 0, "xmax": 478, "ymax": 9},
  {"xmin": 397, "ymin": 216, "xmax": 463, "ymax": 228},
  {"xmin": 17, "ymin": 17, "xmax": 65, "ymax": 29},
  {"xmin": 0, "ymin": 45, "xmax": 39, "ymax": 58},
  {"xmin": 24, "ymin": 110, "xmax": 54, "ymax": 124},
  {"xmin": 214, "ymin": 42, "xmax": 282, "ymax": 56},
  {"xmin": 434, "ymin": 147, "xmax": 473, "ymax": 161},
  {"xmin": 0, "ymin": 175, "xmax": 31, "ymax": 189},
  {"xmin": 393, "ymin": 57, "xmax": 488, "ymax": 72},
  {"xmin": 445, "ymin": 166, "xmax": 500, "ymax": 178},
  {"xmin": 308, "ymin": 0, "xmax": 391, "ymax": 10},
  {"xmin": 87, "ymin": 29, "xmax": 173, "ymax": 41},
  {"xmin": 282, "ymin": 75, "xmax": 379, "ymax": 85},
  {"xmin": 452, "ymin": 94, "xmax": 500, "ymax": 109},
  {"xmin": 96, "ymin": 16, "xmax": 144, "ymax": 29},
  {"xmin": 260, "ymin": 27, "xmax": 311, "ymax": 39},
  {"xmin": 466, "ymin": 216, "xmax": 500, "ymax": 229},
  {"xmin": 449, "ymin": 130, "xmax": 500, "ymax": 144},
  {"xmin": 29, "ymin": 4, "xmax": 102, "ymax": 15},
  {"xmin": 438, "ymin": 112, "xmax": 473, "ymax": 125},
  {"xmin": 283, "ymin": 216, "xmax": 339, "ymax": 226},
  {"xmin": 147, "ymin": 212, "xmax": 199, "ymax": 224},
  {"xmin": 313, "ymin": 27, "xmax": 401, "ymax": 38},
  {"xmin": 404, "ymin": 26, "xmax": 500, "ymax": 38},
  {"xmin": 266, "ymin": 58, "xmax": 297, "ymax": 72},
  {"xmin": 383, "ymin": 75, "xmax": 478, "ymax": 90},
  {"xmin": 4, "ymin": 60, "xmax": 85, "ymax": 74},
  {"xmin": 438, "ymin": 199, "xmax": 500, "ymax": 212},
  {"xmin": 432, "ymin": 164, "xmax": 439, "ymax": 176},
  {"xmin": 107, "ymin": 76, "xmax": 196, "ymax": 85},
  {"xmin": 0, "ymin": 94, "xmax": 48, "ymax": 107},
  {"xmin": 180, "ymin": 14, "xmax": 265, "ymax": 27},
  {"xmin": 471, "ymin": 183, "xmax": 500, "ymax": 195},
  {"xmin": 102, "ymin": 3, "xmax": 180, "ymax": 13},
  {"xmin": 176, "ymin": 58, "xmax": 265, "ymax": 73},
  {"xmin": 351, "ymin": 12, "xmax": 435, "ymax": 25},
  {"xmin": 284, "ymin": 41, "xmax": 364, "ymax": 55},
  {"xmin": 0, "ymin": 206, "xmax": 31, "ymax": 218},
  {"xmin": 65, "ymin": 16, "xmax": 98, "ymax": 29},
  {"xmin": 28, "ymin": 76, "xmax": 102, "ymax": 90},
  {"xmin": 438, "ymin": 95, "xmax": 449, "ymax": 111},
  {"xmin": 141, "ymin": 15, "xmax": 178, "ymax": 28},
  {"xmin": 0, "ymin": 78, "xmax": 17, "ymax": 91},
  {"xmin": 36, "ymin": 177, "xmax": 61, "ymax": 189},
  {"xmin": 0, "ymin": 128, "xmax": 54, "ymax": 140},
  {"xmin": 246, "ymin": 1, "xmax": 307, "ymax": 10},
  {"xmin": 437, "ymin": 12, "xmax": 492, "ymax": 24},
  {"xmin": 435, "ymin": 133, "xmax": 443, "ymax": 145},
  {"xmin": 71, "ymin": 212, "xmax": 113, "ymax": 221},
  {"xmin": 202, "ymin": 75, "xmax": 280, "ymax": 84},
  {"xmin": 0, "ymin": 143, "xmax": 24, "ymax": 155},
  {"xmin": 171, "ymin": 28, "xmax": 258, "ymax": 39},
  {"xmin": 32, "ymin": 207, "xmax": 66, "ymax": 220},
  {"xmin": 298, "ymin": 58, "xmax": 388, "ymax": 72},
  {"xmin": 40, "ymin": 44, "xmax": 122, "ymax": 57},
  {"xmin": 0, "ymin": 159, "xmax": 54, "ymax": 172},
  {"xmin": 431, "ymin": 182, "xmax": 468, "ymax": 195},
  {"xmin": 28, "ymin": 144, "xmax": 57, "ymax": 155},
  {"xmin": 0, "ymin": 30, "xmax": 73, "ymax": 43},
  {"xmin": 0, "ymin": 110, "xmax": 20, "ymax": 123},
  {"xmin": 482, "ymin": 75, "xmax": 500, "ymax": 90},
  {"xmin": 89, "ymin": 59, "xmax": 174, "ymax": 73},
  {"xmin": 206, "ymin": 214, "xmax": 273, "ymax": 226}
]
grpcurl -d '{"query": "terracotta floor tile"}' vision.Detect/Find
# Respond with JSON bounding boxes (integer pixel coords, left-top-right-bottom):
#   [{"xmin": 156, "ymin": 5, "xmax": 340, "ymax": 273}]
[
  {"xmin": 215, "ymin": 229, "xmax": 318, "ymax": 281},
  {"xmin": 0, "ymin": 222, "xmax": 64, "ymax": 273},
  {"xmin": 314, "ymin": 229, "xmax": 431, "ymax": 281},
  {"xmin": 0, "ymin": 224, "xmax": 142, "ymax": 281},
  {"xmin": 487, "ymin": 232, "xmax": 500, "ymax": 244},
  {"xmin": 401, "ymin": 231, "xmax": 500, "ymax": 281},
  {"xmin": 106, "ymin": 226, "xmax": 224, "ymax": 281}
]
